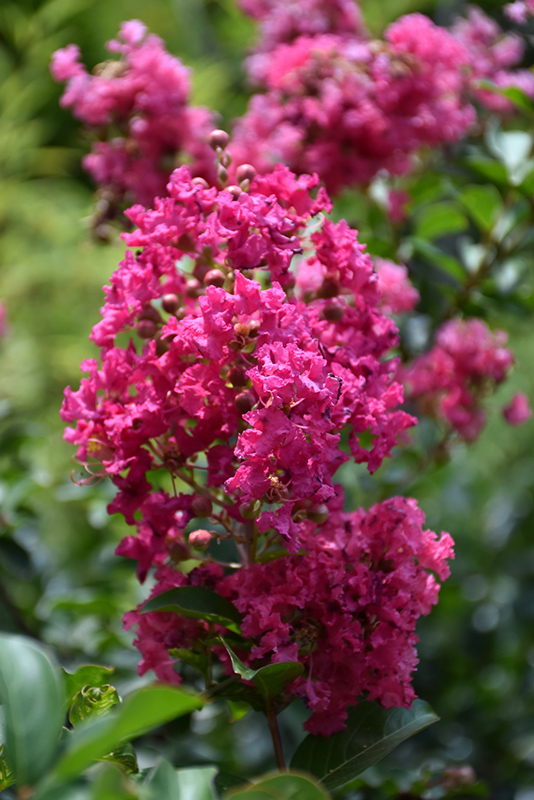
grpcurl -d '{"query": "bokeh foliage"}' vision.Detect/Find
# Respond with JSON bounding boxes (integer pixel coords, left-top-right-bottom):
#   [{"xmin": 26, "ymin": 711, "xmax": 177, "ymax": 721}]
[{"xmin": 1, "ymin": 1, "xmax": 534, "ymax": 798}]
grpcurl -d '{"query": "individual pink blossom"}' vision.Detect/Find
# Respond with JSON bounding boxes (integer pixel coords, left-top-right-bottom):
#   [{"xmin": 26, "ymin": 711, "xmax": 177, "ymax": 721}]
[
  {"xmin": 231, "ymin": 16, "xmax": 475, "ymax": 194},
  {"xmin": 452, "ymin": 6, "xmax": 534, "ymax": 112},
  {"xmin": 51, "ymin": 21, "xmax": 216, "ymax": 211},
  {"xmin": 375, "ymin": 259, "xmax": 419, "ymax": 315},
  {"xmin": 402, "ymin": 319, "xmax": 516, "ymax": 442},
  {"xmin": 502, "ymin": 392, "xmax": 532, "ymax": 425}
]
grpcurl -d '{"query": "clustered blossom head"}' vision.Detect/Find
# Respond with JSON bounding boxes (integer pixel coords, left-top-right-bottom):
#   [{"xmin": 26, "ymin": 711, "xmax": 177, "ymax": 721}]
[
  {"xmin": 125, "ymin": 495, "xmax": 453, "ymax": 734},
  {"xmin": 401, "ymin": 318, "xmax": 524, "ymax": 442},
  {"xmin": 241, "ymin": 0, "xmax": 364, "ymax": 57},
  {"xmin": 230, "ymin": 15, "xmax": 476, "ymax": 194},
  {"xmin": 375, "ymin": 259, "xmax": 419, "ymax": 315},
  {"xmin": 51, "ymin": 21, "xmax": 215, "ymax": 218},
  {"xmin": 505, "ymin": 0, "xmax": 534, "ymax": 24},
  {"xmin": 60, "ymin": 161, "xmax": 454, "ymax": 733},
  {"xmin": 452, "ymin": 5, "xmax": 534, "ymax": 112}
]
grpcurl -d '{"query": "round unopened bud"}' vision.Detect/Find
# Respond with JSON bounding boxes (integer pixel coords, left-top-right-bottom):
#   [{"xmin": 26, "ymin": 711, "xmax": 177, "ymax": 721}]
[
  {"xmin": 191, "ymin": 495, "xmax": 213, "ymax": 518},
  {"xmin": 228, "ymin": 365, "xmax": 248, "ymax": 387},
  {"xmin": 185, "ymin": 279, "xmax": 202, "ymax": 298},
  {"xmin": 235, "ymin": 391, "xmax": 256, "ymax": 414},
  {"xmin": 317, "ymin": 277, "xmax": 340, "ymax": 299},
  {"xmin": 283, "ymin": 273, "xmax": 296, "ymax": 290},
  {"xmin": 189, "ymin": 529, "xmax": 213, "ymax": 551},
  {"xmin": 155, "ymin": 337, "xmax": 170, "ymax": 356},
  {"xmin": 236, "ymin": 163, "xmax": 256, "ymax": 183},
  {"xmin": 165, "ymin": 538, "xmax": 190, "ymax": 562},
  {"xmin": 193, "ymin": 260, "xmax": 211, "ymax": 282},
  {"xmin": 239, "ymin": 499, "xmax": 262, "ymax": 520},
  {"xmin": 162, "ymin": 293, "xmax": 181, "ymax": 314},
  {"xmin": 139, "ymin": 304, "xmax": 162, "ymax": 323},
  {"xmin": 192, "ymin": 177, "xmax": 209, "ymax": 188},
  {"xmin": 226, "ymin": 184, "xmax": 242, "ymax": 200},
  {"xmin": 208, "ymin": 129, "xmax": 229, "ymax": 150},
  {"xmin": 442, "ymin": 766, "xmax": 476, "ymax": 791},
  {"xmin": 322, "ymin": 302, "xmax": 344, "ymax": 322},
  {"xmin": 204, "ymin": 268, "xmax": 226, "ymax": 288},
  {"xmin": 137, "ymin": 319, "xmax": 158, "ymax": 339},
  {"xmin": 307, "ymin": 504, "xmax": 329, "ymax": 524}
]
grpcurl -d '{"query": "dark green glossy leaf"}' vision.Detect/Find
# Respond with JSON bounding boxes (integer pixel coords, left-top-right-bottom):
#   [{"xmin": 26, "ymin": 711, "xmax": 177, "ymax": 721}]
[
  {"xmin": 221, "ymin": 639, "xmax": 304, "ymax": 703},
  {"xmin": 53, "ymin": 685, "xmax": 203, "ymax": 781},
  {"xmin": 290, "ymin": 700, "xmax": 438, "ymax": 791},
  {"xmin": 0, "ymin": 745, "xmax": 14, "ymax": 791},
  {"xmin": 63, "ymin": 665, "xmax": 115, "ymax": 708},
  {"xmin": 459, "ymin": 185, "xmax": 503, "ymax": 233},
  {"xmin": 215, "ymin": 770, "xmax": 251, "ymax": 794},
  {"xmin": 414, "ymin": 202, "xmax": 468, "ymax": 241},
  {"xmin": 169, "ymin": 647, "xmax": 210, "ymax": 678},
  {"xmin": 145, "ymin": 759, "xmax": 217, "ymax": 799},
  {"xmin": 69, "ymin": 685, "xmax": 120, "ymax": 725},
  {"xmin": 464, "ymin": 157, "xmax": 508, "ymax": 186},
  {"xmin": 100, "ymin": 742, "xmax": 138, "ymax": 775},
  {"xmin": 409, "ymin": 238, "xmax": 465, "ymax": 281},
  {"xmin": 89, "ymin": 764, "xmax": 139, "ymax": 800},
  {"xmin": 225, "ymin": 771, "xmax": 330, "ymax": 799},
  {"xmin": 143, "ymin": 587, "xmax": 242, "ymax": 634},
  {"xmin": 0, "ymin": 633, "xmax": 65, "ymax": 786}
]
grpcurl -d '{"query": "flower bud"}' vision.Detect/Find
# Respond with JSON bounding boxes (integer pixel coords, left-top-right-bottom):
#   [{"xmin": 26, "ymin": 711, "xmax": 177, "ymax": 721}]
[
  {"xmin": 192, "ymin": 177, "xmax": 209, "ymax": 189},
  {"xmin": 239, "ymin": 499, "xmax": 261, "ymax": 520},
  {"xmin": 136, "ymin": 319, "xmax": 158, "ymax": 339},
  {"xmin": 208, "ymin": 129, "xmax": 229, "ymax": 150},
  {"xmin": 307, "ymin": 504, "xmax": 329, "ymax": 524},
  {"xmin": 236, "ymin": 163, "xmax": 256, "ymax": 183},
  {"xmin": 139, "ymin": 304, "xmax": 162, "ymax": 323},
  {"xmin": 235, "ymin": 391, "xmax": 256, "ymax": 414},
  {"xmin": 185, "ymin": 278, "xmax": 202, "ymax": 298},
  {"xmin": 162, "ymin": 294, "xmax": 181, "ymax": 314},
  {"xmin": 155, "ymin": 336, "xmax": 170, "ymax": 356},
  {"xmin": 228, "ymin": 365, "xmax": 248, "ymax": 387},
  {"xmin": 226, "ymin": 185, "xmax": 242, "ymax": 200},
  {"xmin": 165, "ymin": 537, "xmax": 190, "ymax": 562},
  {"xmin": 317, "ymin": 277, "xmax": 340, "ymax": 299},
  {"xmin": 217, "ymin": 165, "xmax": 229, "ymax": 186},
  {"xmin": 189, "ymin": 529, "xmax": 213, "ymax": 551},
  {"xmin": 322, "ymin": 302, "xmax": 344, "ymax": 322},
  {"xmin": 191, "ymin": 495, "xmax": 213, "ymax": 518},
  {"xmin": 204, "ymin": 268, "xmax": 226, "ymax": 288}
]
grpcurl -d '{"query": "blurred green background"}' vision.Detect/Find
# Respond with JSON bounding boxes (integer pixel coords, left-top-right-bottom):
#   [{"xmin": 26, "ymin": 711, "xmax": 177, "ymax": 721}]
[{"xmin": 1, "ymin": 0, "xmax": 534, "ymax": 798}]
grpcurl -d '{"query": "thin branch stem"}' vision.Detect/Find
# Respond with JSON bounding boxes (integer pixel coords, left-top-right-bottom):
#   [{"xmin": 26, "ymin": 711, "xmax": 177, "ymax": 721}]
[{"xmin": 266, "ymin": 704, "xmax": 286, "ymax": 771}]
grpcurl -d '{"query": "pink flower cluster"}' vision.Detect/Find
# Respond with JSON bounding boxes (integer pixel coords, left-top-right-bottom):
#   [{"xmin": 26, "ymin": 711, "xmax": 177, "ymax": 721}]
[
  {"xmin": 240, "ymin": 0, "xmax": 364, "ymax": 54},
  {"xmin": 375, "ymin": 259, "xmax": 419, "ymax": 315},
  {"xmin": 505, "ymin": 0, "xmax": 534, "ymax": 24},
  {"xmin": 452, "ymin": 5, "xmax": 534, "ymax": 112},
  {"xmin": 61, "ymin": 163, "xmax": 453, "ymax": 732},
  {"xmin": 126, "ymin": 495, "xmax": 453, "ymax": 734},
  {"xmin": 51, "ymin": 21, "xmax": 215, "ymax": 211},
  {"xmin": 230, "ymin": 15, "xmax": 476, "ymax": 194},
  {"xmin": 401, "ymin": 318, "xmax": 526, "ymax": 442}
]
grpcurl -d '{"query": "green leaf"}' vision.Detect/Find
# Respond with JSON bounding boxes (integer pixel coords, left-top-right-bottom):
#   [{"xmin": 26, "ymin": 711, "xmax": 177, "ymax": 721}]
[
  {"xmin": 53, "ymin": 685, "xmax": 203, "ymax": 781},
  {"xmin": 89, "ymin": 764, "xmax": 139, "ymax": 800},
  {"xmin": 221, "ymin": 639, "xmax": 304, "ymax": 704},
  {"xmin": 145, "ymin": 759, "xmax": 217, "ymax": 800},
  {"xmin": 477, "ymin": 80, "xmax": 534, "ymax": 113},
  {"xmin": 486, "ymin": 126, "xmax": 534, "ymax": 183},
  {"xmin": 69, "ymin": 685, "xmax": 120, "ymax": 726},
  {"xmin": 290, "ymin": 699, "xmax": 438, "ymax": 792},
  {"xmin": 408, "ymin": 238, "xmax": 465, "ymax": 282},
  {"xmin": 0, "ymin": 633, "xmax": 65, "ymax": 786},
  {"xmin": 99, "ymin": 741, "xmax": 139, "ymax": 775},
  {"xmin": 63, "ymin": 665, "xmax": 115, "ymax": 707},
  {"xmin": 0, "ymin": 745, "xmax": 15, "ymax": 791},
  {"xmin": 459, "ymin": 185, "xmax": 503, "ymax": 233},
  {"xmin": 143, "ymin": 587, "xmax": 242, "ymax": 634},
  {"xmin": 413, "ymin": 202, "xmax": 468, "ymax": 241},
  {"xmin": 464, "ymin": 157, "xmax": 508, "ymax": 186},
  {"xmin": 225, "ymin": 771, "xmax": 330, "ymax": 799},
  {"xmin": 215, "ymin": 771, "xmax": 251, "ymax": 794}
]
